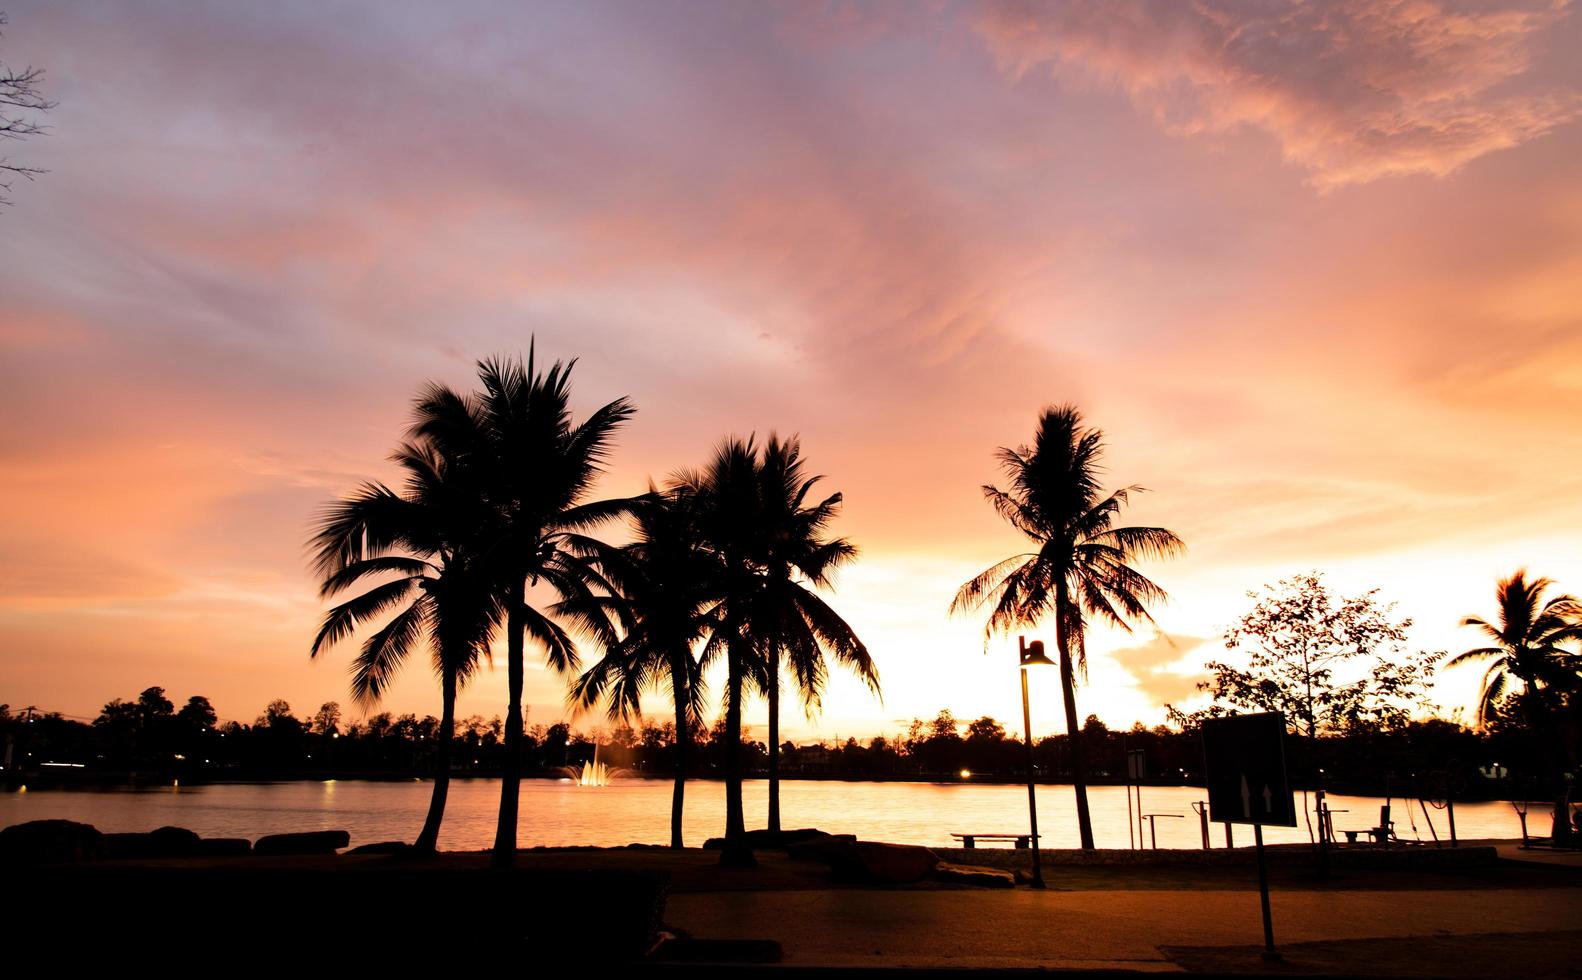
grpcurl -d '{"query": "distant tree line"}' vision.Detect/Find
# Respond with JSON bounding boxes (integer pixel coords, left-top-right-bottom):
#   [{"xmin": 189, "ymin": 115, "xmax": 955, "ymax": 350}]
[{"xmin": 0, "ymin": 692, "xmax": 1528, "ymax": 801}]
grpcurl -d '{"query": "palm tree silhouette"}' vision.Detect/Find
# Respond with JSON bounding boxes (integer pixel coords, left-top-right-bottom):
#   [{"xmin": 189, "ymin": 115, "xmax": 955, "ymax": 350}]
[
  {"xmin": 753, "ymin": 435, "xmax": 875, "ymax": 835},
  {"xmin": 567, "ymin": 486, "xmax": 715, "ymax": 848},
  {"xmin": 410, "ymin": 347, "xmax": 634, "ymax": 868},
  {"xmin": 679, "ymin": 435, "xmax": 873, "ymax": 860},
  {"xmin": 681, "ymin": 437, "xmax": 769, "ymax": 866},
  {"xmin": 952, "ymin": 405, "xmax": 1183, "ymax": 850},
  {"xmin": 1450, "ymin": 570, "xmax": 1580, "ymax": 732},
  {"xmin": 309, "ymin": 439, "xmax": 501, "ymax": 853}
]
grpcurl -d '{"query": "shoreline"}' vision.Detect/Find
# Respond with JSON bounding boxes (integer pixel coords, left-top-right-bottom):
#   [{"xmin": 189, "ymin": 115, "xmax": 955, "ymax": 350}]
[{"xmin": 0, "ymin": 769, "xmax": 1530, "ymax": 803}]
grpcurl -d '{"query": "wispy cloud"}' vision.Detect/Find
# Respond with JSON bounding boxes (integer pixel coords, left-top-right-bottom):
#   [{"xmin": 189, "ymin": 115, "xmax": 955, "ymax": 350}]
[{"xmin": 975, "ymin": 0, "xmax": 1582, "ymax": 187}]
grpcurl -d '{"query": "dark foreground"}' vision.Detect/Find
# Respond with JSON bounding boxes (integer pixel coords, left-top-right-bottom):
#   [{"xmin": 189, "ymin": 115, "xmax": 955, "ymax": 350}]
[{"xmin": 9, "ymin": 837, "xmax": 1581, "ymax": 975}]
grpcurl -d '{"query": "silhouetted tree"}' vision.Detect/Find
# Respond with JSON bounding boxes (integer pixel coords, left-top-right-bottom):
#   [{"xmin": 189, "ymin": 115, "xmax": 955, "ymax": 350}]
[
  {"xmin": 1450, "ymin": 570, "xmax": 1579, "ymax": 729},
  {"xmin": 311, "ymin": 427, "xmax": 503, "ymax": 853},
  {"xmin": 570, "ymin": 488, "xmax": 715, "ymax": 848},
  {"xmin": 176, "ymin": 696, "xmax": 217, "ymax": 730},
  {"xmin": 0, "ymin": 13, "xmax": 55, "ymax": 206},
  {"xmin": 682, "ymin": 437, "xmax": 769, "ymax": 864},
  {"xmin": 1185, "ymin": 573, "xmax": 1437, "ymax": 738},
  {"xmin": 1449, "ymin": 570, "xmax": 1581, "ymax": 791},
  {"xmin": 952, "ymin": 405, "xmax": 1183, "ymax": 849},
  {"xmin": 410, "ymin": 346, "xmax": 633, "ymax": 868},
  {"xmin": 748, "ymin": 436, "xmax": 874, "ymax": 835}
]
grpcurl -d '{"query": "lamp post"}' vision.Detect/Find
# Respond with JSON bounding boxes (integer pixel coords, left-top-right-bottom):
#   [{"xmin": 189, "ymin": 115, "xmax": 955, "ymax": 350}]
[{"xmin": 1020, "ymin": 635, "xmax": 1056, "ymax": 889}]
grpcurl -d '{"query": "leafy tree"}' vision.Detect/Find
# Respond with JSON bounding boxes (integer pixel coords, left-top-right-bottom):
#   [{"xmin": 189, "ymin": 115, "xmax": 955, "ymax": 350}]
[
  {"xmin": 138, "ymin": 686, "xmax": 174, "ymax": 719},
  {"xmin": 1183, "ymin": 573, "xmax": 1438, "ymax": 738},
  {"xmin": 966, "ymin": 716, "xmax": 1007, "ymax": 742},
  {"xmin": 952, "ymin": 405, "xmax": 1183, "ymax": 849},
  {"xmin": 259, "ymin": 699, "xmax": 300, "ymax": 731},
  {"xmin": 312, "ymin": 702, "xmax": 343, "ymax": 736},
  {"xmin": 176, "ymin": 696, "xmax": 217, "ymax": 731}
]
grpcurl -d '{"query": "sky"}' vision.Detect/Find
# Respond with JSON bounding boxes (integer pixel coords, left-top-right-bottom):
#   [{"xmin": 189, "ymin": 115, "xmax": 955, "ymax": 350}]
[{"xmin": 2, "ymin": 0, "xmax": 1580, "ymax": 741}]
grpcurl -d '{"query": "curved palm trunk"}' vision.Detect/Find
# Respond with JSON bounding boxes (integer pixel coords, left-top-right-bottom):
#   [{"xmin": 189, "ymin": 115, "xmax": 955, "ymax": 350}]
[
  {"xmin": 720, "ymin": 637, "xmax": 756, "ymax": 867},
  {"xmin": 1055, "ymin": 581, "xmax": 1095, "ymax": 850},
  {"xmin": 415, "ymin": 668, "xmax": 457, "ymax": 853},
  {"xmin": 492, "ymin": 592, "xmax": 524, "ymax": 869},
  {"xmin": 767, "ymin": 652, "xmax": 781, "ymax": 835},
  {"xmin": 670, "ymin": 649, "xmax": 690, "ymax": 850}
]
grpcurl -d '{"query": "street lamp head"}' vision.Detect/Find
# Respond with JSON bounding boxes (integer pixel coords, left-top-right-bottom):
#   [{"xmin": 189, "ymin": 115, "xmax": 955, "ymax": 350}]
[{"xmin": 1019, "ymin": 639, "xmax": 1056, "ymax": 669}]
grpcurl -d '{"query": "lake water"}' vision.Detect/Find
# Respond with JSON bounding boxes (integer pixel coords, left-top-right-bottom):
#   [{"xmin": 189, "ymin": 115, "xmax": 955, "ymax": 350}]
[{"xmin": 0, "ymin": 778, "xmax": 1523, "ymax": 851}]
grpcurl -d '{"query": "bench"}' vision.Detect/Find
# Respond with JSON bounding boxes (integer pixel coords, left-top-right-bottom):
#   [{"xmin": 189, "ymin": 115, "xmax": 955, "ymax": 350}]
[
  {"xmin": 1339, "ymin": 805, "xmax": 1394, "ymax": 845},
  {"xmin": 950, "ymin": 833, "xmax": 1040, "ymax": 849}
]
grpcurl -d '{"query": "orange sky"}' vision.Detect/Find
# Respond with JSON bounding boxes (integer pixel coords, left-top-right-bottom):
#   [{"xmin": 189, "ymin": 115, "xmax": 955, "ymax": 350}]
[{"xmin": 2, "ymin": 1, "xmax": 1580, "ymax": 740}]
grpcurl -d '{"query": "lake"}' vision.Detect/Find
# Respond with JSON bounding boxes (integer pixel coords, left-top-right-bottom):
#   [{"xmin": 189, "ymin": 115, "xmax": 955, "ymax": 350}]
[{"xmin": 0, "ymin": 778, "xmax": 1523, "ymax": 851}]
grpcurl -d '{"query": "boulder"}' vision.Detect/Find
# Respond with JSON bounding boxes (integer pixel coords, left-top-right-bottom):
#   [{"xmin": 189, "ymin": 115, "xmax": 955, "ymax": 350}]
[
  {"xmin": 850, "ymin": 841, "xmax": 939, "ymax": 883},
  {"xmin": 104, "ymin": 826, "xmax": 200, "ymax": 859},
  {"xmin": 346, "ymin": 840, "xmax": 410, "ymax": 855},
  {"xmin": 253, "ymin": 830, "xmax": 350, "ymax": 856},
  {"xmin": 784, "ymin": 832, "xmax": 857, "ymax": 864},
  {"xmin": 195, "ymin": 837, "xmax": 252, "ymax": 857},
  {"xmin": 0, "ymin": 819, "xmax": 104, "ymax": 864},
  {"xmin": 933, "ymin": 862, "xmax": 1015, "ymax": 888},
  {"xmin": 703, "ymin": 827, "xmax": 841, "ymax": 851}
]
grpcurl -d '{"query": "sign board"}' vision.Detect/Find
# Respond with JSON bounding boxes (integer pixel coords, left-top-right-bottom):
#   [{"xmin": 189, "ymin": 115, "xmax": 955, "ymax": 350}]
[
  {"xmin": 1201, "ymin": 712, "xmax": 1296, "ymax": 827},
  {"xmin": 1126, "ymin": 748, "xmax": 1146, "ymax": 781}
]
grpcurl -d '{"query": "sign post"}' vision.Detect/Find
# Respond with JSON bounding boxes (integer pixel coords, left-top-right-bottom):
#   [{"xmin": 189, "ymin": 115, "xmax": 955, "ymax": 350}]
[
  {"xmin": 1201, "ymin": 712, "xmax": 1295, "ymax": 962},
  {"xmin": 1126, "ymin": 747, "xmax": 1146, "ymax": 849}
]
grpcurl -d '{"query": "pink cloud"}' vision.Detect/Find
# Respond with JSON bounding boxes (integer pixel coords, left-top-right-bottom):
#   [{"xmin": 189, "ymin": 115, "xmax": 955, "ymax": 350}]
[{"xmin": 976, "ymin": 0, "xmax": 1582, "ymax": 187}]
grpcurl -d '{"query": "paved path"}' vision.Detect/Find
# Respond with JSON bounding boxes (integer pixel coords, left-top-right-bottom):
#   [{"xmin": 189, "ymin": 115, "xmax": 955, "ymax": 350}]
[{"xmin": 665, "ymin": 886, "xmax": 1582, "ymax": 971}]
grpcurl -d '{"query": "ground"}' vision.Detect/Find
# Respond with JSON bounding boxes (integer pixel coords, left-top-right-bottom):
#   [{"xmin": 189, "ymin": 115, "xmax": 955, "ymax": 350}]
[{"xmin": 58, "ymin": 839, "xmax": 1582, "ymax": 973}]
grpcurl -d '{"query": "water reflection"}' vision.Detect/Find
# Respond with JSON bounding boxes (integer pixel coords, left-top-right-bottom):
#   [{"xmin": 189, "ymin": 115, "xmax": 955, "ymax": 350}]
[{"xmin": 0, "ymin": 780, "xmax": 1521, "ymax": 852}]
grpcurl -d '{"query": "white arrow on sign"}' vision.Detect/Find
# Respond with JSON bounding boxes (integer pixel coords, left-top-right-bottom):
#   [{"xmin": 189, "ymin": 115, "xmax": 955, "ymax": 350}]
[{"xmin": 1240, "ymin": 774, "xmax": 1251, "ymax": 818}]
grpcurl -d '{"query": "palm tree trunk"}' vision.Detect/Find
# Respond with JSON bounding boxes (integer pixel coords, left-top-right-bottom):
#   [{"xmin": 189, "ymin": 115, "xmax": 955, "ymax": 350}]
[
  {"xmin": 1055, "ymin": 582, "xmax": 1095, "ymax": 850},
  {"xmin": 671, "ymin": 651, "xmax": 689, "ymax": 850},
  {"xmin": 720, "ymin": 638, "xmax": 755, "ymax": 867},
  {"xmin": 415, "ymin": 668, "xmax": 456, "ymax": 853},
  {"xmin": 492, "ymin": 591, "xmax": 524, "ymax": 869},
  {"xmin": 767, "ymin": 651, "xmax": 781, "ymax": 835}
]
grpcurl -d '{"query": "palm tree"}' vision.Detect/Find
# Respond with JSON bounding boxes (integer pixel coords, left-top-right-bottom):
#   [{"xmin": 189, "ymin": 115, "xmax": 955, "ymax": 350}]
[
  {"xmin": 409, "ymin": 348, "xmax": 634, "ymax": 868},
  {"xmin": 951, "ymin": 405, "xmax": 1183, "ymax": 850},
  {"xmin": 309, "ymin": 439, "xmax": 501, "ymax": 853},
  {"xmin": 567, "ymin": 487, "xmax": 715, "ymax": 848},
  {"xmin": 1450, "ymin": 570, "xmax": 1580, "ymax": 731},
  {"xmin": 680, "ymin": 437, "xmax": 768, "ymax": 866},
  {"xmin": 753, "ymin": 435, "xmax": 876, "ymax": 835}
]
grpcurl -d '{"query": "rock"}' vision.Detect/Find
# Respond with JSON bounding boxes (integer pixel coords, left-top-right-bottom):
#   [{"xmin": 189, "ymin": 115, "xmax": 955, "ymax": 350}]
[
  {"xmin": 851, "ymin": 841, "xmax": 939, "ymax": 884},
  {"xmin": 0, "ymin": 819, "xmax": 104, "ymax": 864},
  {"xmin": 346, "ymin": 840, "xmax": 410, "ymax": 855},
  {"xmin": 704, "ymin": 827, "xmax": 841, "ymax": 851},
  {"xmin": 785, "ymin": 832, "xmax": 857, "ymax": 864},
  {"xmin": 933, "ymin": 862, "xmax": 1015, "ymax": 888},
  {"xmin": 194, "ymin": 837, "xmax": 252, "ymax": 857},
  {"xmin": 103, "ymin": 826, "xmax": 201, "ymax": 859},
  {"xmin": 253, "ymin": 830, "xmax": 350, "ymax": 856}
]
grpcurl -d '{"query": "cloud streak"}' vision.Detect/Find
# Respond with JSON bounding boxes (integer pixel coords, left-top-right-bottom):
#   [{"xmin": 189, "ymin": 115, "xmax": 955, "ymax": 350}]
[{"xmin": 976, "ymin": 0, "xmax": 1582, "ymax": 187}]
